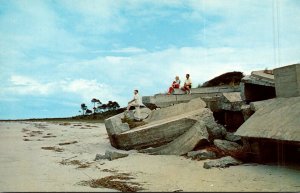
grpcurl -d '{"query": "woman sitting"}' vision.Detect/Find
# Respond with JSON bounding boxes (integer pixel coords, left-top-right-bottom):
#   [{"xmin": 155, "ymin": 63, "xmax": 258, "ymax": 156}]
[{"xmin": 167, "ymin": 76, "xmax": 181, "ymax": 95}]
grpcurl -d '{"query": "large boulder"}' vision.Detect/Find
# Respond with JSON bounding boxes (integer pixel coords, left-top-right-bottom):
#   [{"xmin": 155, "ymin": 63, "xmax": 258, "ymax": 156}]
[{"xmin": 203, "ymin": 156, "xmax": 242, "ymax": 169}]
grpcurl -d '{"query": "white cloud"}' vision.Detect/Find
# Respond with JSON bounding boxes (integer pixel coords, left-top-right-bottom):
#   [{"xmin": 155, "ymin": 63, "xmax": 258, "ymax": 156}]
[
  {"xmin": 8, "ymin": 75, "xmax": 53, "ymax": 95},
  {"xmin": 62, "ymin": 79, "xmax": 117, "ymax": 102},
  {"xmin": 2, "ymin": 75, "xmax": 125, "ymax": 106}
]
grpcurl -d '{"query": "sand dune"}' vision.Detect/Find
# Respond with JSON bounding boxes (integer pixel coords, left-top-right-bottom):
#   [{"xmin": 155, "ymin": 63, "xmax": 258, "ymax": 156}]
[{"xmin": 0, "ymin": 121, "xmax": 299, "ymax": 192}]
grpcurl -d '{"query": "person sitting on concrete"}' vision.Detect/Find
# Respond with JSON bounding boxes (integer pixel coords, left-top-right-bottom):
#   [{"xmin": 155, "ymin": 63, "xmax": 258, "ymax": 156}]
[
  {"xmin": 126, "ymin": 89, "xmax": 143, "ymax": 121},
  {"xmin": 181, "ymin": 73, "xmax": 192, "ymax": 94},
  {"xmin": 167, "ymin": 76, "xmax": 181, "ymax": 95}
]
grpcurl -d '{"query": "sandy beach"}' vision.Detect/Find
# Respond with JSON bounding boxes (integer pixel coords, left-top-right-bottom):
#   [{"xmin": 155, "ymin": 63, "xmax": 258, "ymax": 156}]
[{"xmin": 0, "ymin": 121, "xmax": 299, "ymax": 192}]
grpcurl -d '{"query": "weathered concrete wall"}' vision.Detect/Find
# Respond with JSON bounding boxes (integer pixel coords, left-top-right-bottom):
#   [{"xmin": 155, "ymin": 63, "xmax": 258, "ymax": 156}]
[{"xmin": 274, "ymin": 63, "xmax": 300, "ymax": 98}]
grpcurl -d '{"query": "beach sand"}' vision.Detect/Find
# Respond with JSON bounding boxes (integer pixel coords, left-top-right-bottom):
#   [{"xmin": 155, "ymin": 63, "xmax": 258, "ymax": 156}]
[{"xmin": 0, "ymin": 121, "xmax": 299, "ymax": 192}]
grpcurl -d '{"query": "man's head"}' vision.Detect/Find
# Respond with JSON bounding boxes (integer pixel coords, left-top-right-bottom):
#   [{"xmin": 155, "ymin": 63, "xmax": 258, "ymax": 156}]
[
  {"xmin": 134, "ymin": 89, "xmax": 138, "ymax": 94},
  {"xmin": 186, "ymin": 74, "xmax": 190, "ymax": 79}
]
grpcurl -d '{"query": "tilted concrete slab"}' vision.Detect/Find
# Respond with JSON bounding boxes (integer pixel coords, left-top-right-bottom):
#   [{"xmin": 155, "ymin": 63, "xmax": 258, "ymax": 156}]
[
  {"xmin": 240, "ymin": 70, "xmax": 276, "ymax": 102},
  {"xmin": 145, "ymin": 97, "xmax": 206, "ymax": 122},
  {"xmin": 140, "ymin": 120, "xmax": 209, "ymax": 155},
  {"xmin": 105, "ymin": 98, "xmax": 211, "ymax": 150},
  {"xmin": 242, "ymin": 71, "xmax": 275, "ymax": 87},
  {"xmin": 115, "ymin": 109, "xmax": 207, "ymax": 150},
  {"xmin": 235, "ymin": 96, "xmax": 300, "ymax": 142}
]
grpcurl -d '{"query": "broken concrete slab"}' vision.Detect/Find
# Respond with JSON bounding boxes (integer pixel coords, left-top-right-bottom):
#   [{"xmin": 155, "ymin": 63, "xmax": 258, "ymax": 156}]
[
  {"xmin": 235, "ymin": 96, "xmax": 300, "ymax": 142},
  {"xmin": 203, "ymin": 156, "xmax": 242, "ymax": 169},
  {"xmin": 145, "ymin": 97, "xmax": 206, "ymax": 123},
  {"xmin": 225, "ymin": 132, "xmax": 242, "ymax": 142},
  {"xmin": 139, "ymin": 120, "xmax": 209, "ymax": 155},
  {"xmin": 219, "ymin": 92, "xmax": 243, "ymax": 111},
  {"xmin": 202, "ymin": 114, "xmax": 227, "ymax": 141},
  {"xmin": 95, "ymin": 150, "xmax": 129, "ymax": 161},
  {"xmin": 240, "ymin": 70, "xmax": 276, "ymax": 102},
  {"xmin": 114, "ymin": 116, "xmax": 197, "ymax": 150},
  {"xmin": 124, "ymin": 107, "xmax": 152, "ymax": 120},
  {"xmin": 187, "ymin": 149, "xmax": 217, "ymax": 160},
  {"xmin": 142, "ymin": 86, "xmax": 240, "ymax": 109},
  {"xmin": 213, "ymin": 139, "xmax": 243, "ymax": 153}
]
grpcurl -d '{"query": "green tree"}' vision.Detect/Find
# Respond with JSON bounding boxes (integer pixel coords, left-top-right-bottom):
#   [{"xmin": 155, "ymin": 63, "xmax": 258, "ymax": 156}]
[
  {"xmin": 80, "ymin": 103, "xmax": 87, "ymax": 115},
  {"xmin": 91, "ymin": 98, "xmax": 101, "ymax": 114}
]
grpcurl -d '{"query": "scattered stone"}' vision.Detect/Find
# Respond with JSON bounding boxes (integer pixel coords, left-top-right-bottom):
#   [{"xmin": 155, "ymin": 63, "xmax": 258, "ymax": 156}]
[
  {"xmin": 95, "ymin": 150, "xmax": 129, "ymax": 161},
  {"xmin": 187, "ymin": 149, "xmax": 217, "ymax": 160},
  {"xmin": 203, "ymin": 156, "xmax": 242, "ymax": 169},
  {"xmin": 213, "ymin": 139, "xmax": 243, "ymax": 153},
  {"xmin": 225, "ymin": 132, "xmax": 241, "ymax": 142}
]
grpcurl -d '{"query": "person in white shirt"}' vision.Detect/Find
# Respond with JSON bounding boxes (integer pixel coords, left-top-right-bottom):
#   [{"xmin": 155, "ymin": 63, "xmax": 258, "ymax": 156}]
[
  {"xmin": 181, "ymin": 73, "xmax": 192, "ymax": 94},
  {"xmin": 126, "ymin": 89, "xmax": 142, "ymax": 120}
]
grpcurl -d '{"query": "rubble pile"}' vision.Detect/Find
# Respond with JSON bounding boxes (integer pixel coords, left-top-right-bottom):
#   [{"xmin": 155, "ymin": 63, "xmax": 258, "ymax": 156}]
[{"xmin": 103, "ymin": 63, "xmax": 300, "ymax": 168}]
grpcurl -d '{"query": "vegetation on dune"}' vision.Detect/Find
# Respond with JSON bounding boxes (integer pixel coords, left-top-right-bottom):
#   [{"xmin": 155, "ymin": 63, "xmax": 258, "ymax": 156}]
[{"xmin": 199, "ymin": 71, "xmax": 244, "ymax": 88}]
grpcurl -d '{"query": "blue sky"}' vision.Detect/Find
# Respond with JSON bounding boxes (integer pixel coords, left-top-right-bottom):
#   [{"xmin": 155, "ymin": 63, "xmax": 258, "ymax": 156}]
[{"xmin": 0, "ymin": 0, "xmax": 299, "ymax": 119}]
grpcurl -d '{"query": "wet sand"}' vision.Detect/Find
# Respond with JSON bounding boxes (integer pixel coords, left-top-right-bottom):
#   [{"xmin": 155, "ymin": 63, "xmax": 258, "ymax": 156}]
[{"xmin": 0, "ymin": 121, "xmax": 299, "ymax": 192}]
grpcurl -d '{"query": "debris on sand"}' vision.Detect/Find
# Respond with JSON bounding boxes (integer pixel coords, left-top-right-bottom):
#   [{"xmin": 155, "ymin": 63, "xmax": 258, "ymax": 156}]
[
  {"xmin": 58, "ymin": 140, "xmax": 78, "ymax": 146},
  {"xmin": 187, "ymin": 149, "xmax": 217, "ymax": 160},
  {"xmin": 42, "ymin": 135, "xmax": 57, "ymax": 138},
  {"xmin": 203, "ymin": 156, "xmax": 242, "ymax": 169},
  {"xmin": 41, "ymin": 146, "xmax": 64, "ymax": 152},
  {"xmin": 95, "ymin": 150, "xmax": 129, "ymax": 161},
  {"xmin": 59, "ymin": 122, "xmax": 71, "ymax": 126},
  {"xmin": 78, "ymin": 173, "xmax": 143, "ymax": 192},
  {"xmin": 59, "ymin": 159, "xmax": 92, "ymax": 169}
]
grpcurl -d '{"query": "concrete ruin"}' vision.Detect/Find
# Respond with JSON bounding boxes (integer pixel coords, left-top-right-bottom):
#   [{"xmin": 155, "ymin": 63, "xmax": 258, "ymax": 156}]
[
  {"xmin": 274, "ymin": 63, "xmax": 300, "ymax": 98},
  {"xmin": 104, "ymin": 63, "xmax": 300, "ymax": 166},
  {"xmin": 240, "ymin": 70, "xmax": 276, "ymax": 103},
  {"xmin": 105, "ymin": 97, "xmax": 226, "ymax": 153},
  {"xmin": 235, "ymin": 63, "xmax": 300, "ymax": 163}
]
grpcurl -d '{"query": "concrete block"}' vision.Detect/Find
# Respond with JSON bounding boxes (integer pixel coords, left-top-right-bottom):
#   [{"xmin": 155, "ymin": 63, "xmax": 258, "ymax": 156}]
[
  {"xmin": 140, "ymin": 120, "xmax": 209, "ymax": 155},
  {"xmin": 145, "ymin": 97, "xmax": 206, "ymax": 123},
  {"xmin": 274, "ymin": 63, "xmax": 300, "ymax": 98}
]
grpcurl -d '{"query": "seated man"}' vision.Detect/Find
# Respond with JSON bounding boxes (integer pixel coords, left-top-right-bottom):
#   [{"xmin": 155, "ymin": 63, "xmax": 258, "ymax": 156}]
[
  {"xmin": 181, "ymin": 73, "xmax": 192, "ymax": 94},
  {"xmin": 126, "ymin": 89, "xmax": 143, "ymax": 121}
]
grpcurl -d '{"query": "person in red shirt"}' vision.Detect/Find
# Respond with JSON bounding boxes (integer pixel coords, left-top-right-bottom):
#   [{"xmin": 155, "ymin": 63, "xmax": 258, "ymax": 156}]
[{"xmin": 167, "ymin": 76, "xmax": 181, "ymax": 95}]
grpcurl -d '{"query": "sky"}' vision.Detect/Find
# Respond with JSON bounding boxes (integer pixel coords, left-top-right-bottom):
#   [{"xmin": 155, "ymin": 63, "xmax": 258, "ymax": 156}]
[{"xmin": 0, "ymin": 0, "xmax": 299, "ymax": 119}]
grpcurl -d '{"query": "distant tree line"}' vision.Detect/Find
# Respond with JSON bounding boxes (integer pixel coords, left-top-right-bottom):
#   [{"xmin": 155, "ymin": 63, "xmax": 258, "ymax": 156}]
[{"xmin": 79, "ymin": 98, "xmax": 120, "ymax": 115}]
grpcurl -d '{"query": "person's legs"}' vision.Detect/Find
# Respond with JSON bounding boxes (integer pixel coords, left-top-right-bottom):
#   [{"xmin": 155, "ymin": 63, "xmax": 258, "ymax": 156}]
[
  {"xmin": 135, "ymin": 106, "xmax": 141, "ymax": 120},
  {"xmin": 127, "ymin": 101, "xmax": 137, "ymax": 111},
  {"xmin": 168, "ymin": 86, "xmax": 174, "ymax": 94}
]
